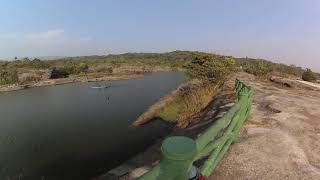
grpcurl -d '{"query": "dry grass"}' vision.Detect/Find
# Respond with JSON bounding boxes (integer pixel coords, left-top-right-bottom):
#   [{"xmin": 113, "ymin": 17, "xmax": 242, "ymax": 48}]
[
  {"xmin": 132, "ymin": 80, "xmax": 221, "ymax": 128},
  {"xmin": 174, "ymin": 84, "xmax": 219, "ymax": 128},
  {"xmin": 132, "ymin": 84, "xmax": 182, "ymax": 126}
]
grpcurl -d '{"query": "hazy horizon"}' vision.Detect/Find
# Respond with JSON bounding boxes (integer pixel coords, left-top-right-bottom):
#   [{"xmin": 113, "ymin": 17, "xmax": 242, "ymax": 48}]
[{"xmin": 1, "ymin": 0, "xmax": 320, "ymax": 72}]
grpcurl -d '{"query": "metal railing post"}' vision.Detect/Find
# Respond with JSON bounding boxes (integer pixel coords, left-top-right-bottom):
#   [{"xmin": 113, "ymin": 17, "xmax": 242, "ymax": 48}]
[{"xmin": 157, "ymin": 136, "xmax": 197, "ymax": 180}]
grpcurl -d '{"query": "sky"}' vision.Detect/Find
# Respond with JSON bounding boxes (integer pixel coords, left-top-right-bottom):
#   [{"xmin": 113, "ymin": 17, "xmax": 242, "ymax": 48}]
[{"xmin": 0, "ymin": 0, "xmax": 320, "ymax": 72}]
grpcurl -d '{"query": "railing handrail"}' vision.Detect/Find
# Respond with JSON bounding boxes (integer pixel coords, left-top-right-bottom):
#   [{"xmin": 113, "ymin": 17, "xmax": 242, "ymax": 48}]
[{"xmin": 137, "ymin": 79, "xmax": 253, "ymax": 180}]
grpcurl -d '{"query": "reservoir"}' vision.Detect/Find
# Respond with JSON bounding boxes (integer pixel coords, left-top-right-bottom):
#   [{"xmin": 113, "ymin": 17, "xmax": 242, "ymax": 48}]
[{"xmin": 0, "ymin": 71, "xmax": 185, "ymax": 180}]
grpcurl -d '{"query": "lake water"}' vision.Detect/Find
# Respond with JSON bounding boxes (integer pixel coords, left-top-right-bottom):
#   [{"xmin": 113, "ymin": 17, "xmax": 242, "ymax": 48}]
[{"xmin": 0, "ymin": 71, "xmax": 185, "ymax": 180}]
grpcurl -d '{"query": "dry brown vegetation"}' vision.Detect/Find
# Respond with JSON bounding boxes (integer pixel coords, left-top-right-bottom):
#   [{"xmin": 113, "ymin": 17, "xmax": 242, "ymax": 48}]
[
  {"xmin": 132, "ymin": 80, "xmax": 221, "ymax": 128},
  {"xmin": 133, "ymin": 52, "xmax": 235, "ymax": 128}
]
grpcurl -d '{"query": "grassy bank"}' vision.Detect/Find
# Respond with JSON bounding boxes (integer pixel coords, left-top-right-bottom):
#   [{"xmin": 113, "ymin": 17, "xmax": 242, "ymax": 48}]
[
  {"xmin": 133, "ymin": 52, "xmax": 235, "ymax": 127},
  {"xmin": 159, "ymin": 81, "xmax": 221, "ymax": 128},
  {"xmin": 134, "ymin": 52, "xmax": 319, "ymax": 128},
  {"xmin": 132, "ymin": 80, "xmax": 221, "ymax": 128}
]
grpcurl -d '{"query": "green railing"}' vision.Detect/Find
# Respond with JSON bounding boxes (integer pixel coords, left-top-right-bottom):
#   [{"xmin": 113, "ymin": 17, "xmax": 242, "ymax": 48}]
[{"xmin": 137, "ymin": 79, "xmax": 253, "ymax": 180}]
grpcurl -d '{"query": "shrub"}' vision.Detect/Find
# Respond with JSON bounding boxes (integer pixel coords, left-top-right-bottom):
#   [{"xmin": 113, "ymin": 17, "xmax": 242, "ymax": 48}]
[
  {"xmin": 185, "ymin": 52, "xmax": 235, "ymax": 83},
  {"xmin": 49, "ymin": 67, "xmax": 69, "ymax": 79},
  {"xmin": 76, "ymin": 63, "xmax": 89, "ymax": 73},
  {"xmin": 19, "ymin": 72, "xmax": 42, "ymax": 83},
  {"xmin": 79, "ymin": 72, "xmax": 87, "ymax": 77},
  {"xmin": 96, "ymin": 66, "xmax": 107, "ymax": 73},
  {"xmin": 236, "ymin": 58, "xmax": 305, "ymax": 78},
  {"xmin": 302, "ymin": 69, "xmax": 318, "ymax": 82},
  {"xmin": 244, "ymin": 60, "xmax": 273, "ymax": 76},
  {"xmin": 0, "ymin": 69, "xmax": 19, "ymax": 85},
  {"xmin": 95, "ymin": 66, "xmax": 113, "ymax": 74},
  {"xmin": 106, "ymin": 67, "xmax": 113, "ymax": 74}
]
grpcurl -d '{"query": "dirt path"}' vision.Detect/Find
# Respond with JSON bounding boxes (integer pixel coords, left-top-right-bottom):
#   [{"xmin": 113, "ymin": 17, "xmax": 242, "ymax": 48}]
[
  {"xmin": 296, "ymin": 80, "xmax": 320, "ymax": 89},
  {"xmin": 210, "ymin": 72, "xmax": 320, "ymax": 180}
]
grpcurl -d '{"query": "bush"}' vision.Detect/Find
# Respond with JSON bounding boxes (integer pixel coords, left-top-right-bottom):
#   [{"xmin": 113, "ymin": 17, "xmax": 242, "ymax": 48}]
[
  {"xmin": 106, "ymin": 67, "xmax": 113, "ymax": 74},
  {"xmin": 302, "ymin": 69, "xmax": 318, "ymax": 82},
  {"xmin": 244, "ymin": 60, "xmax": 273, "ymax": 76},
  {"xmin": 0, "ymin": 69, "xmax": 19, "ymax": 85},
  {"xmin": 49, "ymin": 67, "xmax": 69, "ymax": 79},
  {"xmin": 185, "ymin": 52, "xmax": 235, "ymax": 83},
  {"xmin": 236, "ymin": 58, "xmax": 306, "ymax": 78},
  {"xmin": 76, "ymin": 63, "xmax": 89, "ymax": 73},
  {"xmin": 95, "ymin": 66, "xmax": 113, "ymax": 74},
  {"xmin": 19, "ymin": 72, "xmax": 42, "ymax": 83}
]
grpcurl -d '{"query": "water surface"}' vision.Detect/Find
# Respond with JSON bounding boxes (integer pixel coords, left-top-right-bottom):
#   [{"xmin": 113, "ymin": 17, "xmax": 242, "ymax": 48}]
[{"xmin": 0, "ymin": 71, "xmax": 185, "ymax": 179}]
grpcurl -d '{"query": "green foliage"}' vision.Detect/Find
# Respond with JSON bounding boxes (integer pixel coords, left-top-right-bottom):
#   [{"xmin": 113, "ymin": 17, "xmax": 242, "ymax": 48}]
[
  {"xmin": 75, "ymin": 63, "xmax": 89, "ymax": 74},
  {"xmin": 1, "ymin": 51, "xmax": 315, "ymax": 85},
  {"xmin": 0, "ymin": 69, "xmax": 19, "ymax": 85},
  {"xmin": 22, "ymin": 57, "xmax": 30, "ymax": 61},
  {"xmin": 236, "ymin": 58, "xmax": 305, "ymax": 77},
  {"xmin": 242, "ymin": 59, "xmax": 273, "ymax": 76},
  {"xmin": 0, "ymin": 51, "xmax": 192, "ymax": 80},
  {"xmin": 274, "ymin": 64, "xmax": 304, "ymax": 77},
  {"xmin": 302, "ymin": 69, "xmax": 318, "ymax": 82},
  {"xmin": 185, "ymin": 52, "xmax": 235, "ymax": 83},
  {"xmin": 33, "ymin": 58, "xmax": 41, "ymax": 62}
]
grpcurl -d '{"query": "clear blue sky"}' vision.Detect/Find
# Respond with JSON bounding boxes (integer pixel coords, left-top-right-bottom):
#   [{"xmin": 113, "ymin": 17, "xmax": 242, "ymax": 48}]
[{"xmin": 1, "ymin": 0, "xmax": 320, "ymax": 71}]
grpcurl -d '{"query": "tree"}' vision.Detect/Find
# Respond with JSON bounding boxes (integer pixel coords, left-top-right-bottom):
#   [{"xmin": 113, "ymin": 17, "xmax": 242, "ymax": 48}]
[
  {"xmin": 302, "ymin": 69, "xmax": 318, "ymax": 82},
  {"xmin": 49, "ymin": 67, "xmax": 69, "ymax": 79},
  {"xmin": 22, "ymin": 57, "xmax": 30, "ymax": 61},
  {"xmin": 185, "ymin": 52, "xmax": 235, "ymax": 83},
  {"xmin": 244, "ymin": 60, "xmax": 273, "ymax": 76}
]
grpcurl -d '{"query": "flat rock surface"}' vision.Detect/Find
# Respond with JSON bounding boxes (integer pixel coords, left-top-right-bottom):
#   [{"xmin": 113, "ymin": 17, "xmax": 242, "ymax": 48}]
[{"xmin": 210, "ymin": 72, "xmax": 320, "ymax": 180}]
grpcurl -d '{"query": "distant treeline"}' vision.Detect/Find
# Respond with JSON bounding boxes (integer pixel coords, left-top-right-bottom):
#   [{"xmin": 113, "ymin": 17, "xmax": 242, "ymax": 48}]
[
  {"xmin": 0, "ymin": 51, "xmax": 318, "ymax": 85},
  {"xmin": 236, "ymin": 57, "xmax": 319, "ymax": 81},
  {"xmin": 0, "ymin": 51, "xmax": 192, "ymax": 70}
]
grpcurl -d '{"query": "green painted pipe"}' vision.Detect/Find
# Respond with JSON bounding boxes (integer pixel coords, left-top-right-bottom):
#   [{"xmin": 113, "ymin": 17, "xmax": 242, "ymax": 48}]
[
  {"xmin": 200, "ymin": 87, "xmax": 252, "ymax": 176},
  {"xmin": 201, "ymin": 138, "xmax": 233, "ymax": 177},
  {"xmin": 137, "ymin": 136, "xmax": 197, "ymax": 180},
  {"xmin": 138, "ymin": 80, "xmax": 253, "ymax": 180},
  {"xmin": 195, "ymin": 96, "xmax": 246, "ymax": 160},
  {"xmin": 200, "ymin": 101, "xmax": 248, "ymax": 175},
  {"xmin": 195, "ymin": 132, "xmax": 233, "ymax": 160},
  {"xmin": 200, "ymin": 137, "xmax": 228, "ymax": 176},
  {"xmin": 158, "ymin": 136, "xmax": 197, "ymax": 180},
  {"xmin": 195, "ymin": 102, "xmax": 241, "ymax": 151}
]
